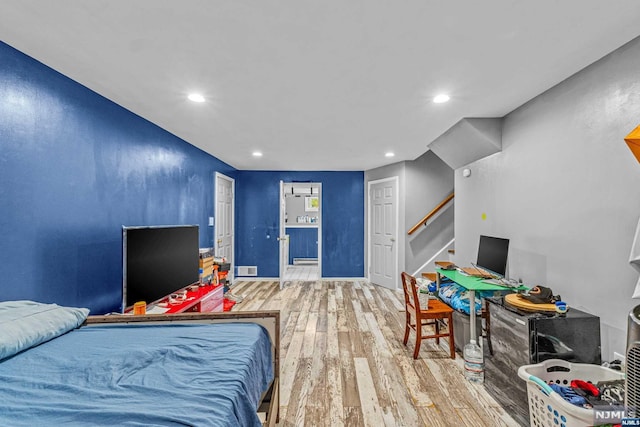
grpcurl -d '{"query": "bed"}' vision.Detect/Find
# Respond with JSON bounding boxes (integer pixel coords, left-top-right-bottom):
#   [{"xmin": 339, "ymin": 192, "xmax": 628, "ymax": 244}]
[{"xmin": 0, "ymin": 301, "xmax": 279, "ymax": 426}]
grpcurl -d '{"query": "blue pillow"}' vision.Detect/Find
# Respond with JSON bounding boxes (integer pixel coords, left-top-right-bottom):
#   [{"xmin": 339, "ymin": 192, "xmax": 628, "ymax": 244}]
[{"xmin": 0, "ymin": 300, "xmax": 89, "ymax": 361}]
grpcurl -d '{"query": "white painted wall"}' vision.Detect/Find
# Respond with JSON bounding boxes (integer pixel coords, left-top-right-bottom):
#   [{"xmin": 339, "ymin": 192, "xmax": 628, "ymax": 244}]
[
  {"xmin": 405, "ymin": 151, "xmax": 454, "ymax": 273},
  {"xmin": 455, "ymin": 36, "xmax": 640, "ymax": 360},
  {"xmin": 364, "ymin": 151, "xmax": 454, "ymax": 279}
]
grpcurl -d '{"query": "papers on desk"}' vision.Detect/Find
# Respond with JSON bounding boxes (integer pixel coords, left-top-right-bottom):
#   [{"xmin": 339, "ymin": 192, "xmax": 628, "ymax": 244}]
[{"xmin": 146, "ymin": 305, "xmax": 169, "ymax": 314}]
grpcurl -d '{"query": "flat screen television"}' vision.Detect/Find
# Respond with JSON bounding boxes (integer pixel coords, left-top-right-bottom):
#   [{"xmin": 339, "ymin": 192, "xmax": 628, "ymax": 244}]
[
  {"xmin": 122, "ymin": 225, "xmax": 199, "ymax": 311},
  {"xmin": 476, "ymin": 235, "xmax": 510, "ymax": 277}
]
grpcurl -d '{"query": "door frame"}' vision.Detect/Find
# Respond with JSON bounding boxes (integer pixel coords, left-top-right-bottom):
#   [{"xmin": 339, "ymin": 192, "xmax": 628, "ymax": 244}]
[
  {"xmin": 279, "ymin": 181, "xmax": 322, "ymax": 284},
  {"xmin": 316, "ymin": 183, "xmax": 323, "ymax": 278},
  {"xmin": 214, "ymin": 172, "xmax": 235, "ymax": 283},
  {"xmin": 367, "ymin": 176, "xmax": 399, "ymax": 290},
  {"xmin": 279, "ymin": 181, "xmax": 286, "ymax": 289}
]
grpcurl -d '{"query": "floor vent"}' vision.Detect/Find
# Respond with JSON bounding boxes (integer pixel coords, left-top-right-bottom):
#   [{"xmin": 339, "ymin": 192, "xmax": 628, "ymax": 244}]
[{"xmin": 237, "ymin": 266, "xmax": 258, "ymax": 276}]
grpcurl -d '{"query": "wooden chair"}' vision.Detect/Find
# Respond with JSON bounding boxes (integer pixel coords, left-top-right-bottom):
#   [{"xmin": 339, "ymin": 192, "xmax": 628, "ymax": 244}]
[{"xmin": 401, "ymin": 272, "xmax": 455, "ymax": 359}]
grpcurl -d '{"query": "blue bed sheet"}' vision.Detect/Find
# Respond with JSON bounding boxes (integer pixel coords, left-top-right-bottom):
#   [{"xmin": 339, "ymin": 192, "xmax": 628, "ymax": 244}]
[{"xmin": 0, "ymin": 322, "xmax": 273, "ymax": 426}]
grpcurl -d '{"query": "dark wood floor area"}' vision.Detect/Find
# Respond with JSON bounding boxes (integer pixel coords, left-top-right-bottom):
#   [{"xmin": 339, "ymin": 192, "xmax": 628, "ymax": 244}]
[{"xmin": 230, "ymin": 279, "xmax": 521, "ymax": 426}]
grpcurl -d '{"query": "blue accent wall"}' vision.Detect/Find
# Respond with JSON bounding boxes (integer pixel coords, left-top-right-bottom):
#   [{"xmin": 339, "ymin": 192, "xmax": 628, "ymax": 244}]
[
  {"xmin": 235, "ymin": 171, "xmax": 364, "ymax": 277},
  {"xmin": 0, "ymin": 42, "xmax": 236, "ymax": 314},
  {"xmin": 286, "ymin": 227, "xmax": 318, "ymax": 264}
]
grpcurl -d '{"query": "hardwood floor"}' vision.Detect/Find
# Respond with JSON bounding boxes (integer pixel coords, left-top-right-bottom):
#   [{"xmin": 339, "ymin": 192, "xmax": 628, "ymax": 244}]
[
  {"xmin": 230, "ymin": 279, "xmax": 521, "ymax": 427},
  {"xmin": 283, "ymin": 265, "xmax": 320, "ymax": 281}
]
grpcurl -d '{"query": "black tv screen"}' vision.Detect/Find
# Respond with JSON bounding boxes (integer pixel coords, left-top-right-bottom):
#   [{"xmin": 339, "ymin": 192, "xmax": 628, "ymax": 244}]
[
  {"xmin": 476, "ymin": 235, "xmax": 510, "ymax": 277},
  {"xmin": 122, "ymin": 225, "xmax": 199, "ymax": 311}
]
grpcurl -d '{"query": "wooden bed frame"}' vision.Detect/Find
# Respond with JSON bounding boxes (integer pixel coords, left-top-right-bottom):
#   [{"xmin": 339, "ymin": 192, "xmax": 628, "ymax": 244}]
[{"xmin": 84, "ymin": 310, "xmax": 280, "ymax": 427}]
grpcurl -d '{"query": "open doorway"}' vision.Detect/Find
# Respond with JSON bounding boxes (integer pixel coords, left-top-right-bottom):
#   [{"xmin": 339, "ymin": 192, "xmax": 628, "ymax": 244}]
[{"xmin": 280, "ymin": 182, "xmax": 322, "ymax": 282}]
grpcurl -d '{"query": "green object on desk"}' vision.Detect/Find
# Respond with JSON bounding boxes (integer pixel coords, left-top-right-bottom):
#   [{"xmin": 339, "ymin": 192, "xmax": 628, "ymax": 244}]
[
  {"xmin": 436, "ymin": 268, "xmax": 528, "ymax": 292},
  {"xmin": 436, "ymin": 267, "xmax": 528, "ymax": 356}
]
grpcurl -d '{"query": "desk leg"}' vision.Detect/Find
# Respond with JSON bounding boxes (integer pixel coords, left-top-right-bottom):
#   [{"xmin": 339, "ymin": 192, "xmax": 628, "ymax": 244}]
[{"xmin": 469, "ymin": 290, "xmax": 477, "ymax": 344}]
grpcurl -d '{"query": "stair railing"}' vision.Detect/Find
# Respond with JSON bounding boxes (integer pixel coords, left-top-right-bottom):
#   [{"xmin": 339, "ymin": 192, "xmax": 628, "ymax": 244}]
[{"xmin": 407, "ymin": 192, "xmax": 454, "ymax": 235}]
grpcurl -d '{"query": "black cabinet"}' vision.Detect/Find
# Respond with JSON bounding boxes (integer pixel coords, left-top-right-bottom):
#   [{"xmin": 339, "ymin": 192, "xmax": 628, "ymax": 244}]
[{"xmin": 484, "ymin": 297, "xmax": 601, "ymax": 426}]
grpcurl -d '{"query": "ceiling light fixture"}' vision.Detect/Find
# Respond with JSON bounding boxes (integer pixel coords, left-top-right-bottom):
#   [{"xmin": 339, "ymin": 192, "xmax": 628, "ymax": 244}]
[
  {"xmin": 433, "ymin": 94, "xmax": 450, "ymax": 104},
  {"xmin": 188, "ymin": 93, "xmax": 205, "ymax": 103},
  {"xmin": 252, "ymin": 151, "xmax": 263, "ymax": 157},
  {"xmin": 385, "ymin": 152, "xmax": 395, "ymax": 158}
]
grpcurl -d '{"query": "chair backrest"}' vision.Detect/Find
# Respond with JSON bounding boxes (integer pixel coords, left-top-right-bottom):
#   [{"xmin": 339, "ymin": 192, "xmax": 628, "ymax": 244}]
[{"xmin": 401, "ymin": 272, "xmax": 423, "ymax": 314}]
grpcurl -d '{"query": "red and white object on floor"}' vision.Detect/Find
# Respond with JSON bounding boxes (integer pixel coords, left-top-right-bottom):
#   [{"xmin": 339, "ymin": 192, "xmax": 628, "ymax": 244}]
[{"xmin": 223, "ymin": 298, "xmax": 236, "ymax": 312}]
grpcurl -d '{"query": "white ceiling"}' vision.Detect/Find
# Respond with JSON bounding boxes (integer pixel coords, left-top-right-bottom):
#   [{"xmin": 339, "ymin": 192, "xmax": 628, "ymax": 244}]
[{"xmin": 2, "ymin": 1, "xmax": 640, "ymax": 171}]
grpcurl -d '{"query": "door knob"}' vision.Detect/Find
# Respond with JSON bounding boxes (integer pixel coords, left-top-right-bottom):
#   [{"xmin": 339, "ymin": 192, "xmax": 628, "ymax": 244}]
[{"xmin": 390, "ymin": 237, "xmax": 396, "ymax": 242}]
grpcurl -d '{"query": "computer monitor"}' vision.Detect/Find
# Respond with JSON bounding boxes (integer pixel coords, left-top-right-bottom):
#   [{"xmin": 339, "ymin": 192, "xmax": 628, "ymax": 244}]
[{"xmin": 476, "ymin": 235, "xmax": 510, "ymax": 277}]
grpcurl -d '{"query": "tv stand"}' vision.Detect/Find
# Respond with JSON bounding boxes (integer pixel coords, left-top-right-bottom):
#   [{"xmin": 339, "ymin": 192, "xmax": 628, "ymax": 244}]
[{"xmin": 127, "ymin": 283, "xmax": 224, "ymax": 314}]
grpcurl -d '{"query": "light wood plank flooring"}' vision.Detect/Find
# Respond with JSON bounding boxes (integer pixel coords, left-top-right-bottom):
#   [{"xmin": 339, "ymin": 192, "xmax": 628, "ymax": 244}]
[
  {"xmin": 230, "ymin": 279, "xmax": 520, "ymax": 427},
  {"xmin": 283, "ymin": 265, "xmax": 319, "ymax": 281}
]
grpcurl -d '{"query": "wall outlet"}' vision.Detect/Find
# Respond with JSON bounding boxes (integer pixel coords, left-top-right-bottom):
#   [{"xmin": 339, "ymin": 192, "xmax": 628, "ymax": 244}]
[
  {"xmin": 208, "ymin": 216, "xmax": 214, "ymax": 226},
  {"xmin": 613, "ymin": 351, "xmax": 625, "ymax": 363}
]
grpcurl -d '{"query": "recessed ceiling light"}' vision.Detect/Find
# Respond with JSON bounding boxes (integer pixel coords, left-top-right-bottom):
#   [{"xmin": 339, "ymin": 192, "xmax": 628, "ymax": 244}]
[
  {"xmin": 252, "ymin": 151, "xmax": 263, "ymax": 157},
  {"xmin": 385, "ymin": 152, "xmax": 395, "ymax": 158},
  {"xmin": 433, "ymin": 94, "xmax": 450, "ymax": 103},
  {"xmin": 188, "ymin": 93, "xmax": 205, "ymax": 103}
]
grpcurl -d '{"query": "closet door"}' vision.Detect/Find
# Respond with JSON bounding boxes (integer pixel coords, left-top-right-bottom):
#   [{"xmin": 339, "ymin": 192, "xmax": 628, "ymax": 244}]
[{"xmin": 369, "ymin": 177, "xmax": 398, "ymax": 290}]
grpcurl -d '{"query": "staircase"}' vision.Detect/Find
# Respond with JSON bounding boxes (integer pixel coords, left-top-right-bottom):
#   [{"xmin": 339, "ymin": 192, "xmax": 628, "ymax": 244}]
[{"xmin": 408, "ymin": 192, "xmax": 455, "ymax": 278}]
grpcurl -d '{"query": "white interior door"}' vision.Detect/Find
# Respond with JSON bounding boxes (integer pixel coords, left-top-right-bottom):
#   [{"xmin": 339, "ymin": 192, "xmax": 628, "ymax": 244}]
[
  {"xmin": 215, "ymin": 172, "xmax": 235, "ymax": 282},
  {"xmin": 316, "ymin": 183, "xmax": 322, "ymax": 279},
  {"xmin": 278, "ymin": 180, "xmax": 287, "ymax": 289},
  {"xmin": 369, "ymin": 177, "xmax": 398, "ymax": 290}
]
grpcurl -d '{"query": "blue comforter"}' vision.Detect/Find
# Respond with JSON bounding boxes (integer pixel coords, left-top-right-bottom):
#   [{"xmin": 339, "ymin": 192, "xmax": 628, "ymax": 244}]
[{"xmin": 0, "ymin": 322, "xmax": 273, "ymax": 426}]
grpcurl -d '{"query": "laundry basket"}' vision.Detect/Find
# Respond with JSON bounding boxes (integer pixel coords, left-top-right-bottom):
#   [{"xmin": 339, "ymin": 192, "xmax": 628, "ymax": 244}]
[{"xmin": 517, "ymin": 359, "xmax": 625, "ymax": 427}]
